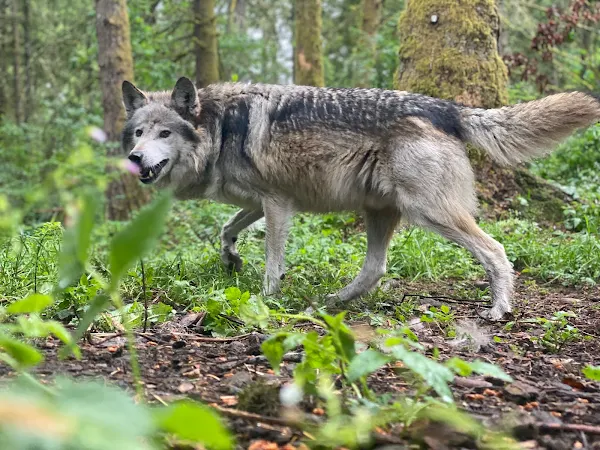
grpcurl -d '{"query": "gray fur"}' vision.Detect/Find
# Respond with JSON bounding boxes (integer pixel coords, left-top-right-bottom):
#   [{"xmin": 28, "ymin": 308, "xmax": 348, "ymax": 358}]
[{"xmin": 121, "ymin": 78, "xmax": 600, "ymax": 320}]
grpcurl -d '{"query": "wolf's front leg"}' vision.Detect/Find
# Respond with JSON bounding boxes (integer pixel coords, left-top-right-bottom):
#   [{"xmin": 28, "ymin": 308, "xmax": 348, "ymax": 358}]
[
  {"xmin": 220, "ymin": 209, "xmax": 264, "ymax": 272},
  {"xmin": 261, "ymin": 198, "xmax": 294, "ymax": 296}
]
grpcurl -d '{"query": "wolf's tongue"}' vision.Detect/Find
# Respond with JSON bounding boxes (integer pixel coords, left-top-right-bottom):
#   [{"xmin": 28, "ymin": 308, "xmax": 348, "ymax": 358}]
[{"xmin": 122, "ymin": 159, "xmax": 141, "ymax": 176}]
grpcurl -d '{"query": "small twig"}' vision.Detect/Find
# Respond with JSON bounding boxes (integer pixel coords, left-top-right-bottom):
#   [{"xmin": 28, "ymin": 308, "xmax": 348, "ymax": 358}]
[
  {"xmin": 160, "ymin": 331, "xmax": 254, "ymax": 342},
  {"xmin": 209, "ymin": 404, "xmax": 406, "ymax": 446},
  {"xmin": 402, "ymin": 293, "xmax": 491, "ymax": 306},
  {"xmin": 538, "ymin": 422, "xmax": 600, "ymax": 435}
]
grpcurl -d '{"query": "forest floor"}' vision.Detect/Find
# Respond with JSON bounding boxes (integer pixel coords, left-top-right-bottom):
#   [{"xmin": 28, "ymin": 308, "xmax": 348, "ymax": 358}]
[{"xmin": 3, "ymin": 278, "xmax": 599, "ymax": 450}]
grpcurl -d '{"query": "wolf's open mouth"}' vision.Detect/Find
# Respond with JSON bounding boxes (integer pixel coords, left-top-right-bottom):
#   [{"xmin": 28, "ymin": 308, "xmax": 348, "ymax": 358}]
[{"xmin": 139, "ymin": 159, "xmax": 169, "ymax": 184}]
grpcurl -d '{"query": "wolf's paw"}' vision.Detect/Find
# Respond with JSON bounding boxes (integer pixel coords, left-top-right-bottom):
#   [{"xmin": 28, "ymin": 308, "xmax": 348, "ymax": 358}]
[
  {"xmin": 221, "ymin": 248, "xmax": 243, "ymax": 273},
  {"xmin": 478, "ymin": 305, "xmax": 512, "ymax": 322}
]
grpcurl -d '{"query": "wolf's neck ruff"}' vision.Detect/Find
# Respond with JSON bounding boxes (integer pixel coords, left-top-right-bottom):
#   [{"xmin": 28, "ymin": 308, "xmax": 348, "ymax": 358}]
[{"xmin": 121, "ymin": 77, "xmax": 600, "ymax": 321}]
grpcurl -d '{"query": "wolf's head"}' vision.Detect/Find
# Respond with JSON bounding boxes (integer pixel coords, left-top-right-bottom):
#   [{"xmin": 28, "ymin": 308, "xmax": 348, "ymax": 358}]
[{"xmin": 121, "ymin": 77, "xmax": 204, "ymax": 189}]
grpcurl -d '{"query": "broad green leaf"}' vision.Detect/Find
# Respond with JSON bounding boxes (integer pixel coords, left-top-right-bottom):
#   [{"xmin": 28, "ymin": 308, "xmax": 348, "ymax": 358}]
[
  {"xmin": 0, "ymin": 336, "xmax": 43, "ymax": 368},
  {"xmin": 59, "ymin": 294, "xmax": 110, "ymax": 359},
  {"xmin": 469, "ymin": 360, "xmax": 513, "ymax": 382},
  {"xmin": 58, "ymin": 191, "xmax": 100, "ymax": 289},
  {"xmin": 224, "ymin": 287, "xmax": 242, "ymax": 302},
  {"xmin": 583, "ymin": 365, "xmax": 600, "ymax": 381},
  {"xmin": 322, "ymin": 312, "xmax": 356, "ymax": 362},
  {"xmin": 6, "ymin": 294, "xmax": 53, "ymax": 314},
  {"xmin": 109, "ymin": 191, "xmax": 172, "ymax": 290},
  {"xmin": 391, "ymin": 345, "xmax": 454, "ymax": 403},
  {"xmin": 239, "ymin": 295, "xmax": 270, "ymax": 329},
  {"xmin": 445, "ymin": 357, "xmax": 473, "ymax": 377},
  {"xmin": 347, "ymin": 349, "xmax": 391, "ymax": 382},
  {"xmin": 156, "ymin": 401, "xmax": 234, "ymax": 450},
  {"xmin": 261, "ymin": 334, "xmax": 287, "ymax": 373},
  {"xmin": 261, "ymin": 332, "xmax": 305, "ymax": 374}
]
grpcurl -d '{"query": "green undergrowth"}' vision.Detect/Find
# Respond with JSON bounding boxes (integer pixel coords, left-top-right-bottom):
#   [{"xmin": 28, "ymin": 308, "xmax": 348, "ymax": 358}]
[{"xmin": 2, "ymin": 202, "xmax": 599, "ymax": 327}]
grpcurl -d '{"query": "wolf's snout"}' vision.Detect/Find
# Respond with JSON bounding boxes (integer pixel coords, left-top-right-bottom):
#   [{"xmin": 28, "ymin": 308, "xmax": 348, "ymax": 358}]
[{"xmin": 128, "ymin": 151, "xmax": 143, "ymax": 165}]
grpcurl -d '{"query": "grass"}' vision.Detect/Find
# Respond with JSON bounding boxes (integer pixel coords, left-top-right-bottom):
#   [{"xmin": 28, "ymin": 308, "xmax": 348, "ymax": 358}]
[{"xmin": 2, "ymin": 198, "xmax": 600, "ymax": 335}]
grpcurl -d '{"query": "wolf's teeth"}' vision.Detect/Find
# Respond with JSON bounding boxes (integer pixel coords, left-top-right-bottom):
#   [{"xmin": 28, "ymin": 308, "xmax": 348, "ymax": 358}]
[{"xmin": 149, "ymin": 169, "xmax": 155, "ymax": 178}]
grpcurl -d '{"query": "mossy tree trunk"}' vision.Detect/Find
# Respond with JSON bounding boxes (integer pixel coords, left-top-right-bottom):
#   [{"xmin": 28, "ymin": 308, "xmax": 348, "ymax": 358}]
[
  {"xmin": 227, "ymin": 0, "xmax": 246, "ymax": 34},
  {"xmin": 11, "ymin": 0, "xmax": 21, "ymax": 124},
  {"xmin": 294, "ymin": 0, "xmax": 324, "ymax": 87},
  {"xmin": 396, "ymin": 0, "xmax": 570, "ymax": 221},
  {"xmin": 194, "ymin": 0, "xmax": 219, "ymax": 88},
  {"xmin": 355, "ymin": 0, "xmax": 382, "ymax": 87},
  {"xmin": 0, "ymin": 0, "xmax": 8, "ymax": 120},
  {"xmin": 362, "ymin": 0, "xmax": 382, "ymax": 36},
  {"xmin": 96, "ymin": 0, "xmax": 150, "ymax": 221},
  {"xmin": 23, "ymin": 0, "xmax": 31, "ymax": 122}
]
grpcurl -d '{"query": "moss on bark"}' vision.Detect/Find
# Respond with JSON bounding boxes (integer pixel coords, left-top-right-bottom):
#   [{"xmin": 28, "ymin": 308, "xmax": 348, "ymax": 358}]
[
  {"xmin": 194, "ymin": 0, "xmax": 219, "ymax": 87},
  {"xmin": 396, "ymin": 0, "xmax": 508, "ymax": 108},
  {"xmin": 295, "ymin": 0, "xmax": 325, "ymax": 87},
  {"xmin": 95, "ymin": 0, "xmax": 150, "ymax": 220},
  {"xmin": 395, "ymin": 0, "xmax": 570, "ymax": 223}
]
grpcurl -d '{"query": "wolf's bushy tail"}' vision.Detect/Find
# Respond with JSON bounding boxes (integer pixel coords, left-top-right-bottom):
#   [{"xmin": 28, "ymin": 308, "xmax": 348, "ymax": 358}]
[{"xmin": 460, "ymin": 92, "xmax": 600, "ymax": 166}]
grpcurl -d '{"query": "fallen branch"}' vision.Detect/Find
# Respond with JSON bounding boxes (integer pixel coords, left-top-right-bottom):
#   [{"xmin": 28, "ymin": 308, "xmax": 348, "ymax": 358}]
[
  {"xmin": 402, "ymin": 293, "xmax": 491, "ymax": 306},
  {"xmin": 538, "ymin": 422, "xmax": 600, "ymax": 435},
  {"xmin": 209, "ymin": 404, "xmax": 406, "ymax": 446}
]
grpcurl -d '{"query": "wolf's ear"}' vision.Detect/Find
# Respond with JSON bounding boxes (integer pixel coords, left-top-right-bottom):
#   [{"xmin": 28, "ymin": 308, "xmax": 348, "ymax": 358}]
[
  {"xmin": 171, "ymin": 77, "xmax": 200, "ymax": 123},
  {"xmin": 122, "ymin": 81, "xmax": 148, "ymax": 117}
]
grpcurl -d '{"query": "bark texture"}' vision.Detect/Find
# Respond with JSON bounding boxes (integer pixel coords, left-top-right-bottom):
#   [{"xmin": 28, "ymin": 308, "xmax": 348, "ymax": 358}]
[
  {"xmin": 96, "ymin": 0, "xmax": 150, "ymax": 220},
  {"xmin": 362, "ymin": 0, "xmax": 382, "ymax": 36},
  {"xmin": 11, "ymin": 0, "xmax": 21, "ymax": 124},
  {"xmin": 194, "ymin": 0, "xmax": 219, "ymax": 88},
  {"xmin": 396, "ymin": 0, "xmax": 508, "ymax": 107},
  {"xmin": 294, "ymin": 0, "xmax": 324, "ymax": 87},
  {"xmin": 396, "ymin": 0, "xmax": 570, "ymax": 221}
]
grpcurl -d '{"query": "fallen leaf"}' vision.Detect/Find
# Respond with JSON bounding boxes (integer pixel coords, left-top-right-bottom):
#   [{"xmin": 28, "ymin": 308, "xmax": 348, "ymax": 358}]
[
  {"xmin": 220, "ymin": 395, "xmax": 238, "ymax": 406},
  {"xmin": 550, "ymin": 411, "xmax": 562, "ymax": 418},
  {"xmin": 177, "ymin": 382, "xmax": 194, "ymax": 393},
  {"xmin": 312, "ymin": 408, "xmax": 325, "ymax": 416},
  {"xmin": 562, "ymin": 377, "xmax": 585, "ymax": 390},
  {"xmin": 483, "ymin": 388, "xmax": 502, "ymax": 397},
  {"xmin": 465, "ymin": 393, "xmax": 486, "ymax": 401},
  {"xmin": 248, "ymin": 440, "xmax": 279, "ymax": 450},
  {"xmin": 523, "ymin": 401, "xmax": 539, "ymax": 411}
]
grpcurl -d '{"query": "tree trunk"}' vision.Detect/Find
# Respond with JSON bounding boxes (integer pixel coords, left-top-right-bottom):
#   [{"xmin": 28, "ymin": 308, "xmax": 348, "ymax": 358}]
[
  {"xmin": 95, "ymin": 0, "xmax": 150, "ymax": 221},
  {"xmin": 194, "ymin": 0, "xmax": 219, "ymax": 88},
  {"xmin": 396, "ymin": 0, "xmax": 570, "ymax": 222},
  {"xmin": 362, "ymin": 0, "xmax": 382, "ymax": 36},
  {"xmin": 0, "ymin": 0, "xmax": 8, "ymax": 120},
  {"xmin": 227, "ymin": 0, "xmax": 246, "ymax": 34},
  {"xmin": 23, "ymin": 0, "xmax": 31, "ymax": 122},
  {"xmin": 294, "ymin": 0, "xmax": 324, "ymax": 87},
  {"xmin": 11, "ymin": 0, "xmax": 21, "ymax": 124}
]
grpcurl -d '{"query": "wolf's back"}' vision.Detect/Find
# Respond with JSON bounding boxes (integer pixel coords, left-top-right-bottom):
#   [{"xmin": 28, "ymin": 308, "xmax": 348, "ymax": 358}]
[{"xmin": 459, "ymin": 92, "xmax": 600, "ymax": 166}]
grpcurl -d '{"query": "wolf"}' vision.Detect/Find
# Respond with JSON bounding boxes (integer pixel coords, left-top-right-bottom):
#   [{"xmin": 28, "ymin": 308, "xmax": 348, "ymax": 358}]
[{"xmin": 120, "ymin": 77, "xmax": 600, "ymax": 320}]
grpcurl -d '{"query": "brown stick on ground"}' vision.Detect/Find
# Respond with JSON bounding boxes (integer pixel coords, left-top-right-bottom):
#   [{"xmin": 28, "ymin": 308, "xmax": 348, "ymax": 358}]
[
  {"xmin": 538, "ymin": 422, "xmax": 600, "ymax": 435},
  {"xmin": 209, "ymin": 404, "xmax": 406, "ymax": 446}
]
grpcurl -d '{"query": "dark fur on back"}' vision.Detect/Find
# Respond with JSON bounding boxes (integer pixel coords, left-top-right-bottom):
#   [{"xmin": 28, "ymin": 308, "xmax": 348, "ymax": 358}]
[{"xmin": 196, "ymin": 84, "xmax": 465, "ymax": 142}]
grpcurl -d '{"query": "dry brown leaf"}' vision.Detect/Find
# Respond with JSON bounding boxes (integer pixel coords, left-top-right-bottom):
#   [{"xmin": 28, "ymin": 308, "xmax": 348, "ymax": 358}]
[{"xmin": 248, "ymin": 440, "xmax": 279, "ymax": 450}]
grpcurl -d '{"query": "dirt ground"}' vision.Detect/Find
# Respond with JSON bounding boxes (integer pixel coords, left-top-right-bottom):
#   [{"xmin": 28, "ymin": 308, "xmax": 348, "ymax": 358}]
[{"xmin": 1, "ymin": 279, "xmax": 599, "ymax": 450}]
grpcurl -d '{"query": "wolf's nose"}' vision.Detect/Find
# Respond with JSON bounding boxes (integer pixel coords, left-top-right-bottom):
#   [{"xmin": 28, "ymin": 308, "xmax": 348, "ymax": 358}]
[{"xmin": 128, "ymin": 151, "xmax": 143, "ymax": 164}]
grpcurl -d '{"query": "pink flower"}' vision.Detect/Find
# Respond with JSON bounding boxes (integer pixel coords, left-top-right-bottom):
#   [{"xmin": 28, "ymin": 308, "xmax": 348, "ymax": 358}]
[{"xmin": 121, "ymin": 159, "xmax": 141, "ymax": 176}]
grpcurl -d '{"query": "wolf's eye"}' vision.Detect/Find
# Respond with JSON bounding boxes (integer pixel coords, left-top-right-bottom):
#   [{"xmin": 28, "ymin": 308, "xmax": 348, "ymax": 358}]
[
  {"xmin": 159, "ymin": 130, "xmax": 171, "ymax": 138},
  {"xmin": 135, "ymin": 129, "xmax": 143, "ymax": 137}
]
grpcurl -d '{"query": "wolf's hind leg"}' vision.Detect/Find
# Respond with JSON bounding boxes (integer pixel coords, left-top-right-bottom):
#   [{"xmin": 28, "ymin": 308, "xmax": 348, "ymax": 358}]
[
  {"xmin": 220, "ymin": 209, "xmax": 264, "ymax": 272},
  {"xmin": 262, "ymin": 198, "xmax": 294, "ymax": 296},
  {"xmin": 331, "ymin": 208, "xmax": 401, "ymax": 303},
  {"xmin": 417, "ymin": 211, "xmax": 514, "ymax": 320}
]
